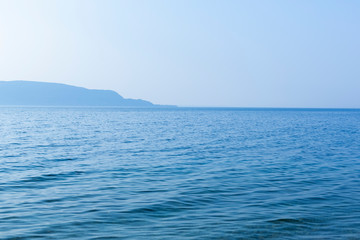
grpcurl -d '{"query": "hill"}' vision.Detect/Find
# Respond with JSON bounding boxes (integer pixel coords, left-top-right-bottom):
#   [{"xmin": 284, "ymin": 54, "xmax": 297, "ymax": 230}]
[{"xmin": 0, "ymin": 81, "xmax": 158, "ymax": 107}]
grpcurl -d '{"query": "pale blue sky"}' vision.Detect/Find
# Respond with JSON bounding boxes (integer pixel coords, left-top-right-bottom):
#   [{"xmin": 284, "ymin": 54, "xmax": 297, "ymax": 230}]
[{"xmin": 0, "ymin": 0, "xmax": 359, "ymax": 107}]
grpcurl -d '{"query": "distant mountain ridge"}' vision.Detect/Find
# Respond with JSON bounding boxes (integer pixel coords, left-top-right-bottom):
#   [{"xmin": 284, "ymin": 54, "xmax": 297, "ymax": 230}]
[{"xmin": 0, "ymin": 81, "xmax": 161, "ymax": 107}]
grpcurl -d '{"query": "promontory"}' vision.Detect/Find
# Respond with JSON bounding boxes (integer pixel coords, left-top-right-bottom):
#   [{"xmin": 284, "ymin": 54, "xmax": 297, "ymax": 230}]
[{"xmin": 0, "ymin": 81, "xmax": 165, "ymax": 107}]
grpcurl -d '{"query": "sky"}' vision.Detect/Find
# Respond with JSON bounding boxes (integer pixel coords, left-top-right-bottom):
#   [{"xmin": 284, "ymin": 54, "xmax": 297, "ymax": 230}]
[{"xmin": 0, "ymin": 0, "xmax": 359, "ymax": 108}]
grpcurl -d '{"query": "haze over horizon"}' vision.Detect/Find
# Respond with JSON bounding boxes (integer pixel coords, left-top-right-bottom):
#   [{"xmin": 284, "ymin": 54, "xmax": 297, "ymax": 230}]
[{"xmin": 0, "ymin": 0, "xmax": 359, "ymax": 108}]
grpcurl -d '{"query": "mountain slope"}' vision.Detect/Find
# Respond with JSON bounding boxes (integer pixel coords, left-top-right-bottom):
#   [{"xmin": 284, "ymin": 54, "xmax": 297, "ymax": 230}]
[{"xmin": 0, "ymin": 81, "xmax": 154, "ymax": 107}]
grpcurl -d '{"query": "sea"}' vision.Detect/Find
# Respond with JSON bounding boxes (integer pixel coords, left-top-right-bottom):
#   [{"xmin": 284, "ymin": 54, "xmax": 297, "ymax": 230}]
[{"xmin": 0, "ymin": 107, "xmax": 360, "ymax": 239}]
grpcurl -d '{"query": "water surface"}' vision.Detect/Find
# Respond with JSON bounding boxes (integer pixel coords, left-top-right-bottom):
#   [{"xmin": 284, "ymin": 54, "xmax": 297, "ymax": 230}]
[{"xmin": 1, "ymin": 107, "xmax": 360, "ymax": 239}]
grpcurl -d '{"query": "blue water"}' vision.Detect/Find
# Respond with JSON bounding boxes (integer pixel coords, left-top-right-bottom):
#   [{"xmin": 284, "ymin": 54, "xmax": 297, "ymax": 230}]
[{"xmin": 1, "ymin": 107, "xmax": 360, "ymax": 239}]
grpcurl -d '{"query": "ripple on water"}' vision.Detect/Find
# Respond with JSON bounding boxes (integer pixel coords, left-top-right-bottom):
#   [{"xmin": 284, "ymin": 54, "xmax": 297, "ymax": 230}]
[{"xmin": 0, "ymin": 108, "xmax": 360, "ymax": 239}]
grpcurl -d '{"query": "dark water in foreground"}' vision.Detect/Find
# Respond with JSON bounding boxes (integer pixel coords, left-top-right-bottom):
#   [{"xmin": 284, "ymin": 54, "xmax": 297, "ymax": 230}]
[{"xmin": 1, "ymin": 107, "xmax": 360, "ymax": 239}]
